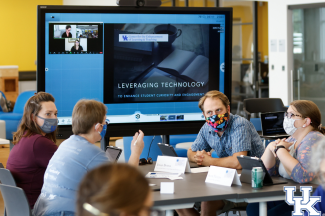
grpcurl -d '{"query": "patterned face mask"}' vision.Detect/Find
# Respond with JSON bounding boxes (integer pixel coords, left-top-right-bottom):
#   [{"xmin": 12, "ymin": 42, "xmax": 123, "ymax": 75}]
[{"xmin": 206, "ymin": 112, "xmax": 229, "ymax": 132}]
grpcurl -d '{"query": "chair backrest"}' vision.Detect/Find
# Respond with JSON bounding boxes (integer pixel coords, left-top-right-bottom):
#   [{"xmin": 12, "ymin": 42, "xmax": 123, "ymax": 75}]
[
  {"xmin": 0, "ymin": 168, "xmax": 17, "ymax": 186},
  {"xmin": 0, "ymin": 184, "xmax": 32, "ymax": 216},
  {"xmin": 0, "ymin": 91, "xmax": 7, "ymax": 112},
  {"xmin": 243, "ymin": 98, "xmax": 287, "ymax": 120},
  {"xmin": 13, "ymin": 91, "xmax": 36, "ymax": 114}
]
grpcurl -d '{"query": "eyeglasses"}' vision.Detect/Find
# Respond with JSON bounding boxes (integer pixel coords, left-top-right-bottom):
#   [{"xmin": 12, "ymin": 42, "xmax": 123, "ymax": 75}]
[
  {"xmin": 83, "ymin": 203, "xmax": 163, "ymax": 216},
  {"xmin": 284, "ymin": 112, "xmax": 302, "ymax": 119}
]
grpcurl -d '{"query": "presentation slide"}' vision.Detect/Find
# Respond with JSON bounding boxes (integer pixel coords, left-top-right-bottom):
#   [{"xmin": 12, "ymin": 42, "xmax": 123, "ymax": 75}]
[{"xmin": 104, "ymin": 23, "xmax": 221, "ymax": 103}]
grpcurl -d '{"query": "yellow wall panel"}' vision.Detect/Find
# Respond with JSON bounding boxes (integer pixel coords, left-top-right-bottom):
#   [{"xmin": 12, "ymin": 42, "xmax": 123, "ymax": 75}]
[
  {"xmin": 258, "ymin": 2, "xmax": 268, "ymax": 62},
  {"xmin": 0, "ymin": 0, "xmax": 63, "ymax": 71}
]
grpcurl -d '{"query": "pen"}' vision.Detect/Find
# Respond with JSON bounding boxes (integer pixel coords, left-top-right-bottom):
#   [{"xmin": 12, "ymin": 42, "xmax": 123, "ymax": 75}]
[{"xmin": 134, "ymin": 136, "xmax": 140, "ymax": 146}]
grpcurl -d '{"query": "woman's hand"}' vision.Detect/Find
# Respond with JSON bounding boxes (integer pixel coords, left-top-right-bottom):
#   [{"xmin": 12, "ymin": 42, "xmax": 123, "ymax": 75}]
[
  {"xmin": 276, "ymin": 139, "xmax": 294, "ymax": 150},
  {"xmin": 267, "ymin": 141, "xmax": 277, "ymax": 157},
  {"xmin": 130, "ymin": 130, "xmax": 145, "ymax": 157}
]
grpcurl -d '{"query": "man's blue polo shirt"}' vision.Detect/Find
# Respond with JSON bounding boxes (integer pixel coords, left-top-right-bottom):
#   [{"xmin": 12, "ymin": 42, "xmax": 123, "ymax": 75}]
[{"xmin": 191, "ymin": 113, "xmax": 264, "ymax": 158}]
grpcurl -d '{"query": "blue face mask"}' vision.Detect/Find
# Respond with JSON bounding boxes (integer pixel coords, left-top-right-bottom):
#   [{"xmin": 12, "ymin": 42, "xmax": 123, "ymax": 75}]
[
  {"xmin": 97, "ymin": 123, "xmax": 107, "ymax": 139},
  {"xmin": 36, "ymin": 116, "xmax": 58, "ymax": 133}
]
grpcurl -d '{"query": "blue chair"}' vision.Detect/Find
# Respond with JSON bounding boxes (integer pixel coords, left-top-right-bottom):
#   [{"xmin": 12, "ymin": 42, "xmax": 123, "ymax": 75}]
[
  {"xmin": 0, "ymin": 91, "xmax": 7, "ymax": 114},
  {"xmin": 211, "ymin": 151, "xmax": 219, "ymax": 158},
  {"xmin": 123, "ymin": 135, "xmax": 163, "ymax": 162},
  {"xmin": 250, "ymin": 118, "xmax": 262, "ymax": 132},
  {"xmin": 0, "ymin": 91, "xmax": 36, "ymax": 140}
]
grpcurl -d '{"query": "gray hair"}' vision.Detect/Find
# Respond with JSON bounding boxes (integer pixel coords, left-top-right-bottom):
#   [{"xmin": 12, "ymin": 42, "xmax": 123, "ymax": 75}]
[{"xmin": 310, "ymin": 137, "xmax": 325, "ymax": 173}]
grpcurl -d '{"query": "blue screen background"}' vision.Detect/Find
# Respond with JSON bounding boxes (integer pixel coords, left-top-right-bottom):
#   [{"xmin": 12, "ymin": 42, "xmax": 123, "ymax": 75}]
[{"xmin": 45, "ymin": 13, "xmax": 225, "ymax": 118}]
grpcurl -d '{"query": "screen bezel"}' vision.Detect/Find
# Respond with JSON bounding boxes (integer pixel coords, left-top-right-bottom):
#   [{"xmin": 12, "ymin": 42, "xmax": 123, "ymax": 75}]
[{"xmin": 37, "ymin": 5, "xmax": 233, "ymax": 138}]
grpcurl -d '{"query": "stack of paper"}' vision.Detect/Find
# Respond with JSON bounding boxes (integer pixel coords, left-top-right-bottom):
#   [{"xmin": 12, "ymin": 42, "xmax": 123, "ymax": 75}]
[{"xmin": 146, "ymin": 172, "xmax": 183, "ymax": 180}]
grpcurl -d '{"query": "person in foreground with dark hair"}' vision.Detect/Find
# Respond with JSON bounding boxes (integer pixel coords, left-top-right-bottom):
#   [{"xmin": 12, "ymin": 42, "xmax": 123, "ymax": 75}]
[
  {"xmin": 6, "ymin": 92, "xmax": 59, "ymax": 208},
  {"xmin": 77, "ymin": 163, "xmax": 161, "ymax": 216},
  {"xmin": 33, "ymin": 99, "xmax": 144, "ymax": 216},
  {"xmin": 246, "ymin": 100, "xmax": 325, "ymax": 216},
  {"xmin": 62, "ymin": 25, "xmax": 72, "ymax": 38}
]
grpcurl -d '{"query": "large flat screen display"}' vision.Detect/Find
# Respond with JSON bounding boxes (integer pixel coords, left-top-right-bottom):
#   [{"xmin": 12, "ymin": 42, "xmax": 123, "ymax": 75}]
[{"xmin": 37, "ymin": 6, "xmax": 232, "ymax": 137}]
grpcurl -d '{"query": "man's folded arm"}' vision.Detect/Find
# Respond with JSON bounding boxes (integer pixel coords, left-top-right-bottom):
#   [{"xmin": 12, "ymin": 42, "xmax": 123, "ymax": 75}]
[{"xmin": 209, "ymin": 151, "xmax": 248, "ymax": 169}]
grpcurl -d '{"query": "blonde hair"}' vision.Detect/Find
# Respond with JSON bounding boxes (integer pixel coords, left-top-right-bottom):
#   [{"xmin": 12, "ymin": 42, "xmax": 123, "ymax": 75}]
[
  {"xmin": 290, "ymin": 100, "xmax": 325, "ymax": 134},
  {"xmin": 198, "ymin": 90, "xmax": 230, "ymax": 112},
  {"xmin": 77, "ymin": 163, "xmax": 150, "ymax": 216},
  {"xmin": 72, "ymin": 99, "xmax": 107, "ymax": 135},
  {"xmin": 13, "ymin": 92, "xmax": 57, "ymax": 144}
]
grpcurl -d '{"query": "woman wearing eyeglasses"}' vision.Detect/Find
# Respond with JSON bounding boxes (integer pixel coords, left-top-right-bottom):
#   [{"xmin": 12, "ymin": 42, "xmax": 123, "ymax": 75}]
[
  {"xmin": 77, "ymin": 163, "xmax": 161, "ymax": 216},
  {"xmin": 247, "ymin": 100, "xmax": 325, "ymax": 216},
  {"xmin": 304, "ymin": 138, "xmax": 325, "ymax": 215},
  {"xmin": 33, "ymin": 99, "xmax": 145, "ymax": 216}
]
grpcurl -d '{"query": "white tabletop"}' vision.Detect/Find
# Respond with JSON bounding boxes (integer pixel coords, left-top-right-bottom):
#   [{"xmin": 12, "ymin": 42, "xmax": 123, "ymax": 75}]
[{"xmin": 0, "ymin": 138, "xmax": 10, "ymax": 144}]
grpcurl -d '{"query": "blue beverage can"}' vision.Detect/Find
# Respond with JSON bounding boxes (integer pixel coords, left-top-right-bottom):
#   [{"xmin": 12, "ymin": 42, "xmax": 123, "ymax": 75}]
[{"xmin": 252, "ymin": 167, "xmax": 263, "ymax": 189}]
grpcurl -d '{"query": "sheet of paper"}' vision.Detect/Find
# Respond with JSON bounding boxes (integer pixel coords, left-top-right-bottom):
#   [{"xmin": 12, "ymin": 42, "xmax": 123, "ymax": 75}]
[
  {"xmin": 168, "ymin": 176, "xmax": 183, "ymax": 180},
  {"xmin": 279, "ymin": 40, "xmax": 285, "ymax": 52},
  {"xmin": 160, "ymin": 182, "xmax": 174, "ymax": 194},
  {"xmin": 155, "ymin": 155, "xmax": 191, "ymax": 174},
  {"xmin": 145, "ymin": 172, "xmax": 181, "ymax": 179},
  {"xmin": 191, "ymin": 167, "xmax": 210, "ymax": 173},
  {"xmin": 205, "ymin": 166, "xmax": 241, "ymax": 187},
  {"xmin": 270, "ymin": 39, "xmax": 277, "ymax": 52}
]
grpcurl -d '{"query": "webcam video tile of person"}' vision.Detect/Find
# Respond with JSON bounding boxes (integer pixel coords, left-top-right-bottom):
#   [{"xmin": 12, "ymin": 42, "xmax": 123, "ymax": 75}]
[{"xmin": 62, "ymin": 25, "xmax": 72, "ymax": 38}]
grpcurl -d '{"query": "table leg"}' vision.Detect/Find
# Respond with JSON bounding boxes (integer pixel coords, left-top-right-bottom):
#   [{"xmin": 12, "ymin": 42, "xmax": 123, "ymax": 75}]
[{"xmin": 259, "ymin": 202, "xmax": 267, "ymax": 216}]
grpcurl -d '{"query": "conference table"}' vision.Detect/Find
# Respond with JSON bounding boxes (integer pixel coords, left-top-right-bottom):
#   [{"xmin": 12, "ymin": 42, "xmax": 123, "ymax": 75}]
[{"xmin": 139, "ymin": 163, "xmax": 318, "ymax": 216}]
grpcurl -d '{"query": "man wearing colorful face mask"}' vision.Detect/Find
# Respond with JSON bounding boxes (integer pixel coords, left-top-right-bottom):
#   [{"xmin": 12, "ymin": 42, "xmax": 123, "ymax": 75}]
[
  {"xmin": 177, "ymin": 90, "xmax": 264, "ymax": 216},
  {"xmin": 246, "ymin": 100, "xmax": 325, "ymax": 216},
  {"xmin": 33, "ymin": 99, "xmax": 145, "ymax": 216}
]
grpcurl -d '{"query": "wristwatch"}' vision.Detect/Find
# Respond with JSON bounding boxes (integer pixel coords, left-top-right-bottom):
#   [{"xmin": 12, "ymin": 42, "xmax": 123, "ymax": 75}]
[{"xmin": 274, "ymin": 145, "xmax": 286, "ymax": 155}]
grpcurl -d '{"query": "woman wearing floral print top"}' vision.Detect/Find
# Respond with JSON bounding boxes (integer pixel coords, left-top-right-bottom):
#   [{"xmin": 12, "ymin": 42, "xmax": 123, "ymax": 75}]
[{"xmin": 246, "ymin": 100, "xmax": 325, "ymax": 216}]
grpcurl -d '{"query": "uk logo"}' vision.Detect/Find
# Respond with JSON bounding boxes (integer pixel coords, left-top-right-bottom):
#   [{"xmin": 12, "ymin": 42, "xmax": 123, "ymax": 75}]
[
  {"xmin": 284, "ymin": 186, "xmax": 321, "ymax": 216},
  {"xmin": 122, "ymin": 35, "xmax": 128, "ymax": 41}
]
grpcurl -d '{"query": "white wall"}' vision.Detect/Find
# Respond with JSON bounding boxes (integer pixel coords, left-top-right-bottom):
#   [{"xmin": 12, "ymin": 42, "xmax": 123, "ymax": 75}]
[
  {"xmin": 63, "ymin": 0, "xmax": 117, "ymax": 5},
  {"xmin": 268, "ymin": 0, "xmax": 325, "ymax": 106},
  {"xmin": 19, "ymin": 81, "xmax": 36, "ymax": 94}
]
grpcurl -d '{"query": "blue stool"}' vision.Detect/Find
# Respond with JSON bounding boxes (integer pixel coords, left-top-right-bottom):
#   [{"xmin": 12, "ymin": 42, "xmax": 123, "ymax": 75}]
[{"xmin": 123, "ymin": 136, "xmax": 163, "ymax": 162}]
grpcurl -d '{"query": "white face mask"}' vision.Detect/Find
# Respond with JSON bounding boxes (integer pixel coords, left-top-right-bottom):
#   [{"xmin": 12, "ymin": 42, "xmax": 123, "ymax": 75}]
[{"xmin": 283, "ymin": 116, "xmax": 303, "ymax": 135}]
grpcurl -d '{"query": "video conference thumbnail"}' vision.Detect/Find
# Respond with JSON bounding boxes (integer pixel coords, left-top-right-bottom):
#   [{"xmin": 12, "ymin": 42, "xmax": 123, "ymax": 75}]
[
  {"xmin": 49, "ymin": 23, "xmax": 103, "ymax": 54},
  {"xmin": 104, "ymin": 23, "xmax": 221, "ymax": 103},
  {"xmin": 53, "ymin": 24, "xmax": 99, "ymax": 39}
]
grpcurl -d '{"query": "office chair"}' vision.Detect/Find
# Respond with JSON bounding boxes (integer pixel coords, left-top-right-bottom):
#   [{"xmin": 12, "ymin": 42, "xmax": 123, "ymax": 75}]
[
  {"xmin": 0, "ymin": 167, "xmax": 17, "ymax": 216},
  {"xmin": 243, "ymin": 98, "xmax": 287, "ymax": 121},
  {"xmin": 0, "ymin": 168, "xmax": 17, "ymax": 186},
  {"xmin": 0, "ymin": 184, "xmax": 32, "ymax": 216}
]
